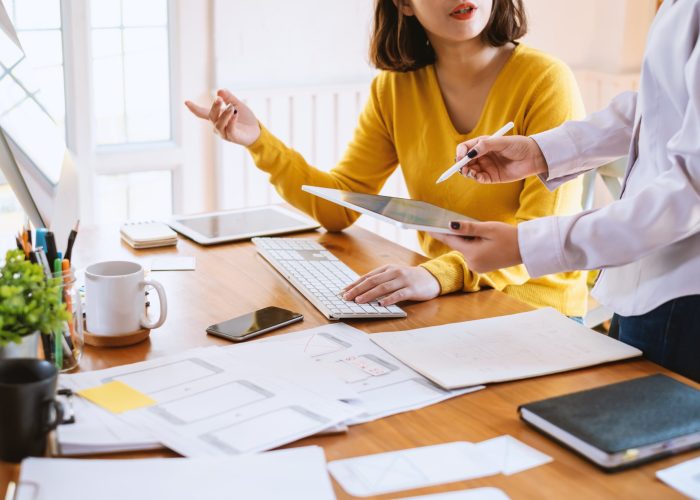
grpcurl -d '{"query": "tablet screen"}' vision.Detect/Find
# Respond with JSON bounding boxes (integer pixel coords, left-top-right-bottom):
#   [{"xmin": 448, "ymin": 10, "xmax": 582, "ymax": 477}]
[
  {"xmin": 333, "ymin": 192, "xmax": 471, "ymax": 228},
  {"xmin": 175, "ymin": 208, "xmax": 310, "ymax": 239}
]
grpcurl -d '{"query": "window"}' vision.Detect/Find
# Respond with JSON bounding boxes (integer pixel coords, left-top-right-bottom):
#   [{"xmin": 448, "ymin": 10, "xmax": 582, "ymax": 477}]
[
  {"xmin": 90, "ymin": 0, "xmax": 171, "ymax": 145},
  {"xmin": 0, "ymin": 0, "xmax": 65, "ymax": 134},
  {"xmin": 0, "ymin": 0, "xmax": 65, "ymax": 238},
  {"xmin": 95, "ymin": 170, "xmax": 172, "ymax": 223}
]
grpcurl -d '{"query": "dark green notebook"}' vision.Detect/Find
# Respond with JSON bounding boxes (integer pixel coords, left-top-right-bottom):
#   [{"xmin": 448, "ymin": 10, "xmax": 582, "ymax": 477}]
[{"xmin": 519, "ymin": 374, "xmax": 700, "ymax": 470}]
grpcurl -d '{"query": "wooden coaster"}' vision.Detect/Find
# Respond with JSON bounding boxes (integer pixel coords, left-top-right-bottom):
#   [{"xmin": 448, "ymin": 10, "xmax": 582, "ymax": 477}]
[{"xmin": 83, "ymin": 322, "xmax": 151, "ymax": 347}]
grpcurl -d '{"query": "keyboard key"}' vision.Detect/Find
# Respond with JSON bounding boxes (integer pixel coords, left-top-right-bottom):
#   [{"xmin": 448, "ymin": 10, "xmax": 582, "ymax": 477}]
[{"xmin": 254, "ymin": 238, "xmax": 406, "ymax": 320}]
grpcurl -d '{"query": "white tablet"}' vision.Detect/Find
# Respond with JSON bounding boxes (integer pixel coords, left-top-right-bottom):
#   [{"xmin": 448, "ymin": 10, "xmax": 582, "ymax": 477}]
[
  {"xmin": 302, "ymin": 186, "xmax": 476, "ymax": 234},
  {"xmin": 168, "ymin": 205, "xmax": 320, "ymax": 245}
]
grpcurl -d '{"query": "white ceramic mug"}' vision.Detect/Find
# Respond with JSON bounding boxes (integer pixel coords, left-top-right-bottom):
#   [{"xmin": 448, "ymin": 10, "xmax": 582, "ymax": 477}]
[{"xmin": 85, "ymin": 261, "xmax": 167, "ymax": 335}]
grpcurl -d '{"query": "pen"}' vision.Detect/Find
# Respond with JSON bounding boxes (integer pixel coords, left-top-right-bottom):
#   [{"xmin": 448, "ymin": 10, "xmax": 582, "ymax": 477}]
[
  {"xmin": 45, "ymin": 231, "xmax": 58, "ymax": 266},
  {"xmin": 53, "ymin": 258, "xmax": 63, "ymax": 368},
  {"xmin": 34, "ymin": 247, "xmax": 52, "ymax": 280},
  {"xmin": 35, "ymin": 228, "xmax": 47, "ymax": 252},
  {"xmin": 62, "ymin": 259, "xmax": 76, "ymax": 350},
  {"xmin": 436, "ymin": 121, "xmax": 515, "ymax": 184},
  {"xmin": 64, "ymin": 220, "xmax": 79, "ymax": 262}
]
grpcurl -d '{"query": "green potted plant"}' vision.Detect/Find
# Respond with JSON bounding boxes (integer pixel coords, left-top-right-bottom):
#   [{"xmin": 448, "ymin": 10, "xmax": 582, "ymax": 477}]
[{"xmin": 0, "ymin": 249, "xmax": 70, "ymax": 359}]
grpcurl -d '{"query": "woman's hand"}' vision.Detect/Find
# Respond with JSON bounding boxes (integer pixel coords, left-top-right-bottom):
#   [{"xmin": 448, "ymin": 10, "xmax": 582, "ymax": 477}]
[
  {"xmin": 341, "ymin": 265, "xmax": 440, "ymax": 307},
  {"xmin": 185, "ymin": 89, "xmax": 261, "ymax": 146},
  {"xmin": 431, "ymin": 221, "xmax": 522, "ymax": 273},
  {"xmin": 454, "ymin": 135, "xmax": 549, "ymax": 184}
]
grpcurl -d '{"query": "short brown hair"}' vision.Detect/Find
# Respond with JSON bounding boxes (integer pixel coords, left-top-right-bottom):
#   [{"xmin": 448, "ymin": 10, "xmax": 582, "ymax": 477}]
[{"xmin": 369, "ymin": 0, "xmax": 528, "ymax": 72}]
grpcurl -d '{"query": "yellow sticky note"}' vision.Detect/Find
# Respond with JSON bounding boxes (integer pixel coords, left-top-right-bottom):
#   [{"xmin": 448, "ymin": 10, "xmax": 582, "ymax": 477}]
[{"xmin": 77, "ymin": 381, "xmax": 156, "ymax": 414}]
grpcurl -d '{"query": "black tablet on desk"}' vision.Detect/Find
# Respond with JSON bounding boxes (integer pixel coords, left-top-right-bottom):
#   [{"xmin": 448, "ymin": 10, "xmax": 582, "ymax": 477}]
[{"xmin": 168, "ymin": 205, "xmax": 320, "ymax": 245}]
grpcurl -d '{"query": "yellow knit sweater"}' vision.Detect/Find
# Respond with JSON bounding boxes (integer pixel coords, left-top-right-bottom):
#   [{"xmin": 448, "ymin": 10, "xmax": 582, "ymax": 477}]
[{"xmin": 247, "ymin": 44, "xmax": 588, "ymax": 316}]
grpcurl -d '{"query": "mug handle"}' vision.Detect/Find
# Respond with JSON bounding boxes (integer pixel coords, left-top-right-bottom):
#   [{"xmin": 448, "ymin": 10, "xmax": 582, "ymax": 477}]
[
  {"xmin": 140, "ymin": 279, "xmax": 168, "ymax": 330},
  {"xmin": 44, "ymin": 399, "xmax": 65, "ymax": 432}
]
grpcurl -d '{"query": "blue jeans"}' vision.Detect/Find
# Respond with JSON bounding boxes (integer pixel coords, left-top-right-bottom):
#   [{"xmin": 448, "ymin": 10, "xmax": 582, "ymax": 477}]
[{"xmin": 609, "ymin": 295, "xmax": 700, "ymax": 383}]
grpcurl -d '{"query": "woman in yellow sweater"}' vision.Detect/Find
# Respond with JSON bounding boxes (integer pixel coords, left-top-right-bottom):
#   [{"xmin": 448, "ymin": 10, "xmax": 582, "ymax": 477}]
[{"xmin": 186, "ymin": 0, "xmax": 588, "ymax": 317}]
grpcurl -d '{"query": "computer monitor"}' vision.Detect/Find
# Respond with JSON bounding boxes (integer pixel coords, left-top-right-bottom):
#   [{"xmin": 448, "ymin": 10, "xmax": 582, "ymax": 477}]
[
  {"xmin": 0, "ymin": 11, "xmax": 78, "ymax": 248},
  {"xmin": 0, "ymin": 124, "xmax": 79, "ymax": 249}
]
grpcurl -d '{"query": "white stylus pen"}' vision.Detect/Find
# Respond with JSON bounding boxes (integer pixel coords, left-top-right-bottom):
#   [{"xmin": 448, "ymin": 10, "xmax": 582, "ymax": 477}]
[{"xmin": 435, "ymin": 121, "xmax": 515, "ymax": 184}]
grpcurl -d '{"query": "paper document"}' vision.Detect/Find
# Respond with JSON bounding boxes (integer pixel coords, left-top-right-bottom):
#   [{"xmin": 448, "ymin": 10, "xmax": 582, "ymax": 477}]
[
  {"xmin": 328, "ymin": 436, "xmax": 550, "ymax": 497},
  {"xmin": 474, "ymin": 435, "xmax": 552, "ymax": 475},
  {"xmin": 371, "ymin": 308, "xmax": 642, "ymax": 389},
  {"xmin": 57, "ymin": 377, "xmax": 162, "ymax": 455},
  {"xmin": 328, "ymin": 442, "xmax": 501, "ymax": 497},
  {"xmin": 77, "ymin": 381, "xmax": 156, "ymax": 413},
  {"xmin": 656, "ymin": 456, "xmax": 700, "ymax": 499},
  {"xmin": 405, "ymin": 488, "xmax": 510, "ymax": 500},
  {"xmin": 16, "ymin": 446, "xmax": 335, "ymax": 500},
  {"xmin": 64, "ymin": 347, "xmax": 360, "ymax": 457},
  {"xmin": 151, "ymin": 256, "xmax": 196, "ymax": 271},
  {"xmin": 247, "ymin": 323, "xmax": 483, "ymax": 423}
]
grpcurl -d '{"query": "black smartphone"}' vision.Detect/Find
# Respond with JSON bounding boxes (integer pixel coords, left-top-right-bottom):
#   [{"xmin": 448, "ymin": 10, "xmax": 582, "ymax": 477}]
[{"xmin": 206, "ymin": 306, "xmax": 303, "ymax": 342}]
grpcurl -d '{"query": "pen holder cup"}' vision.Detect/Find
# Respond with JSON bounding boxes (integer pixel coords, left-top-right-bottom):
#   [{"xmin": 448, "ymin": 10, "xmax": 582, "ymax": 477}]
[{"xmin": 44, "ymin": 269, "xmax": 84, "ymax": 373}]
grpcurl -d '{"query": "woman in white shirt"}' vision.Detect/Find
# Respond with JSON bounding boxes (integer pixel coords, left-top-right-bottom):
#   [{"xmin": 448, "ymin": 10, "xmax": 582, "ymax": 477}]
[{"xmin": 431, "ymin": 0, "xmax": 700, "ymax": 382}]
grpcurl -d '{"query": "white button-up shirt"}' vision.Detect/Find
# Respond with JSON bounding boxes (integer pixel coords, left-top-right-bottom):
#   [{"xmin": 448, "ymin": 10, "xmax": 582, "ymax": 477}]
[{"xmin": 519, "ymin": 0, "xmax": 700, "ymax": 317}]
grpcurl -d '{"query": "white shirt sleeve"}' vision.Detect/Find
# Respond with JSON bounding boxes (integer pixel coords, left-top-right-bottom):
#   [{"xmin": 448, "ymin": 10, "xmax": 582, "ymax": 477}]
[
  {"xmin": 519, "ymin": 40, "xmax": 700, "ymax": 277},
  {"xmin": 530, "ymin": 91, "xmax": 638, "ymax": 191}
]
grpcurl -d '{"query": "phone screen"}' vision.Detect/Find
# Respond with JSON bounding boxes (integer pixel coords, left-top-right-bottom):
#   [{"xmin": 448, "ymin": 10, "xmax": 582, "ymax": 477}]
[{"xmin": 206, "ymin": 306, "xmax": 302, "ymax": 341}]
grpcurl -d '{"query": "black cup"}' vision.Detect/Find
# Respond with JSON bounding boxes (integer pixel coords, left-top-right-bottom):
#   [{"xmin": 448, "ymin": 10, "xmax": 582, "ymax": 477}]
[{"xmin": 0, "ymin": 358, "xmax": 64, "ymax": 463}]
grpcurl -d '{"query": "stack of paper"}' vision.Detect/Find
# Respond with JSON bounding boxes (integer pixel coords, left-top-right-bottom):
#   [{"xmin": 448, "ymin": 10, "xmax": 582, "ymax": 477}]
[
  {"xmin": 371, "ymin": 308, "xmax": 642, "ymax": 389},
  {"xmin": 57, "ymin": 324, "xmax": 482, "ymax": 456},
  {"xmin": 229, "ymin": 323, "xmax": 483, "ymax": 424},
  {"xmin": 16, "ymin": 446, "xmax": 335, "ymax": 500},
  {"xmin": 62, "ymin": 347, "xmax": 359, "ymax": 457},
  {"xmin": 328, "ymin": 435, "xmax": 551, "ymax": 497}
]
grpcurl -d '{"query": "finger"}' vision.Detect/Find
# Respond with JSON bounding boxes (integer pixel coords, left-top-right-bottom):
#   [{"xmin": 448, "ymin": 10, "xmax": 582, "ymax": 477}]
[
  {"xmin": 215, "ymin": 105, "xmax": 235, "ymax": 135},
  {"xmin": 377, "ymin": 287, "xmax": 409, "ymax": 307},
  {"xmin": 434, "ymin": 233, "xmax": 479, "ymax": 254},
  {"xmin": 224, "ymin": 108, "xmax": 239, "ymax": 138},
  {"xmin": 455, "ymin": 135, "xmax": 487, "ymax": 161},
  {"xmin": 429, "ymin": 231, "xmax": 448, "ymax": 244},
  {"xmin": 209, "ymin": 97, "xmax": 224, "ymax": 123},
  {"xmin": 355, "ymin": 279, "xmax": 403, "ymax": 304},
  {"xmin": 448, "ymin": 220, "xmax": 489, "ymax": 237},
  {"xmin": 460, "ymin": 166, "xmax": 475, "ymax": 179},
  {"xmin": 217, "ymin": 89, "xmax": 243, "ymax": 106},
  {"xmin": 343, "ymin": 270, "xmax": 399, "ymax": 301},
  {"xmin": 184, "ymin": 101, "xmax": 209, "ymax": 119},
  {"xmin": 467, "ymin": 136, "xmax": 512, "ymax": 161},
  {"xmin": 341, "ymin": 265, "xmax": 390, "ymax": 293}
]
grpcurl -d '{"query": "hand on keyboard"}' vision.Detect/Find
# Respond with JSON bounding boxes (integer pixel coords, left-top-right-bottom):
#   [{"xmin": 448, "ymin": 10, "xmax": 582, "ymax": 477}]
[{"xmin": 342, "ymin": 265, "xmax": 441, "ymax": 307}]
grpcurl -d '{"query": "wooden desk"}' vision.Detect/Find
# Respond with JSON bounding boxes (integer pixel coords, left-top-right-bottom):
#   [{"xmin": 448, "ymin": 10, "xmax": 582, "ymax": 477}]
[{"xmin": 1, "ymin": 226, "xmax": 697, "ymax": 499}]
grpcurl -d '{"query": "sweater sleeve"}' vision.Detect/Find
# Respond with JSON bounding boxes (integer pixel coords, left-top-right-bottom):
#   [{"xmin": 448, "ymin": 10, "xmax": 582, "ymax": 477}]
[
  {"xmin": 420, "ymin": 62, "xmax": 586, "ymax": 293},
  {"xmin": 245, "ymin": 75, "xmax": 399, "ymax": 232}
]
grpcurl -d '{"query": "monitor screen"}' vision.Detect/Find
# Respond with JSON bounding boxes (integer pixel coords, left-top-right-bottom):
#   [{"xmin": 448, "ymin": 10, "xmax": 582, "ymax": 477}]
[{"xmin": 0, "ymin": 11, "xmax": 69, "ymax": 231}]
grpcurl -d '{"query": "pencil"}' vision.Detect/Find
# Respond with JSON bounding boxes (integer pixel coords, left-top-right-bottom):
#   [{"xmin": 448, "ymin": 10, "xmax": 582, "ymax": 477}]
[{"xmin": 64, "ymin": 220, "xmax": 80, "ymax": 262}]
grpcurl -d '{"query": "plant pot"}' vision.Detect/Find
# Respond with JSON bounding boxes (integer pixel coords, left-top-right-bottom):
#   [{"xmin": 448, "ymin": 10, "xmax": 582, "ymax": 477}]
[{"xmin": 0, "ymin": 331, "xmax": 40, "ymax": 359}]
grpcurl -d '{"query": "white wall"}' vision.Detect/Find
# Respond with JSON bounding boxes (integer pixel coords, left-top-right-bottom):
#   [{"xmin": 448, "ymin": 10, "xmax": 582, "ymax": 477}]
[
  {"xmin": 523, "ymin": 0, "xmax": 656, "ymax": 73},
  {"xmin": 213, "ymin": 0, "xmax": 376, "ymax": 90}
]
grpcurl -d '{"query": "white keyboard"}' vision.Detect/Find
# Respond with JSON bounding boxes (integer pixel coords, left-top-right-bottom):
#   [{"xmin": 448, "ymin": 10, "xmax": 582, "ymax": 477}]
[{"xmin": 253, "ymin": 238, "xmax": 406, "ymax": 320}]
